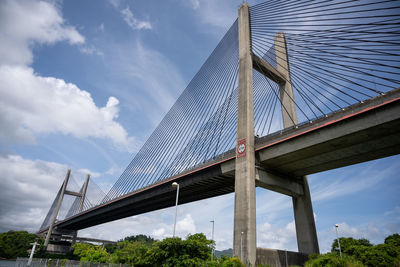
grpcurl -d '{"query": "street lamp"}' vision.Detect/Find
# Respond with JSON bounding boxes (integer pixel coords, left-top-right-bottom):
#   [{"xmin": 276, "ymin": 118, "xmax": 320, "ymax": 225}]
[
  {"xmin": 210, "ymin": 220, "xmax": 215, "ymax": 261},
  {"xmin": 27, "ymin": 239, "xmax": 39, "ymax": 266},
  {"xmin": 240, "ymin": 231, "xmax": 244, "ymax": 262},
  {"xmin": 172, "ymin": 182, "xmax": 180, "ymax": 237},
  {"xmin": 335, "ymin": 224, "xmax": 342, "ymax": 258}
]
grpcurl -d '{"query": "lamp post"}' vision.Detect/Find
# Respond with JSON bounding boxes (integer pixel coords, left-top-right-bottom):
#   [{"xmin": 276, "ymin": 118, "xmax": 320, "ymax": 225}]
[
  {"xmin": 172, "ymin": 182, "xmax": 180, "ymax": 237},
  {"xmin": 335, "ymin": 224, "xmax": 342, "ymax": 258},
  {"xmin": 27, "ymin": 239, "xmax": 39, "ymax": 266},
  {"xmin": 240, "ymin": 231, "xmax": 244, "ymax": 262},
  {"xmin": 210, "ymin": 220, "xmax": 215, "ymax": 261}
]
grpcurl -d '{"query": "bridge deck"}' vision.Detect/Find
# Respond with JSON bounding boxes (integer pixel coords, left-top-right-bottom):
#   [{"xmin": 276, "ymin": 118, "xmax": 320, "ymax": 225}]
[{"xmin": 39, "ymin": 88, "xmax": 400, "ymax": 232}]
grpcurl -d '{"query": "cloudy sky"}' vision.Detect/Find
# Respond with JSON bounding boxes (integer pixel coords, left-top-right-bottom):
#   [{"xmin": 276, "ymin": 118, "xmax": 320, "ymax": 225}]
[{"xmin": 0, "ymin": 0, "xmax": 399, "ymax": 253}]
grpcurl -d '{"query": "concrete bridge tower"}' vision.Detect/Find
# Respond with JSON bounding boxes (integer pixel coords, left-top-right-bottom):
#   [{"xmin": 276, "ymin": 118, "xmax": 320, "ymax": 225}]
[{"xmin": 233, "ymin": 3, "xmax": 319, "ymax": 265}]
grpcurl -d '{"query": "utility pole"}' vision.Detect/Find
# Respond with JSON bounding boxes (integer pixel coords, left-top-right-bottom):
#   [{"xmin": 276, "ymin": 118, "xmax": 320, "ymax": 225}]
[{"xmin": 210, "ymin": 220, "xmax": 215, "ymax": 261}]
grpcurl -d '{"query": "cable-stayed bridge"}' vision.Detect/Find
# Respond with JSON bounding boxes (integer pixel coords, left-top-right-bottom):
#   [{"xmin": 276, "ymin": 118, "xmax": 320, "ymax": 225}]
[{"xmin": 38, "ymin": 0, "xmax": 400, "ymax": 265}]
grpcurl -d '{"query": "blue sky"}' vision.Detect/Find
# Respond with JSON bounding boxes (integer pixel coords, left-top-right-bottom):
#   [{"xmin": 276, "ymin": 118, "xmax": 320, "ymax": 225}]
[{"xmin": 0, "ymin": 0, "xmax": 399, "ymax": 253}]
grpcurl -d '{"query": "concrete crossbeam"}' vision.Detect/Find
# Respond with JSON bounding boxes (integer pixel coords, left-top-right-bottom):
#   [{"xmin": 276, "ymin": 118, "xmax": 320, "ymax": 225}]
[
  {"xmin": 64, "ymin": 190, "xmax": 82, "ymax": 197},
  {"xmin": 252, "ymin": 54, "xmax": 286, "ymax": 85},
  {"xmin": 255, "ymin": 168, "xmax": 303, "ymax": 197}
]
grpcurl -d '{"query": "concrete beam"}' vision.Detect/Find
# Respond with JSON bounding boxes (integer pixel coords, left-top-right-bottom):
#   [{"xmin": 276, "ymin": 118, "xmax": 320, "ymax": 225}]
[
  {"xmin": 64, "ymin": 190, "xmax": 82, "ymax": 197},
  {"xmin": 220, "ymin": 159, "xmax": 235, "ymax": 175},
  {"xmin": 252, "ymin": 54, "xmax": 286, "ymax": 85},
  {"xmin": 255, "ymin": 168, "xmax": 303, "ymax": 197}
]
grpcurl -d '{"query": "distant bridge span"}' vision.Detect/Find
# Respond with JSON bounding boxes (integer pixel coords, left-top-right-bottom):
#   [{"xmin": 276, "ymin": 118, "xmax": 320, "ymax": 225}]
[{"xmin": 39, "ymin": 87, "xmax": 400, "ymax": 232}]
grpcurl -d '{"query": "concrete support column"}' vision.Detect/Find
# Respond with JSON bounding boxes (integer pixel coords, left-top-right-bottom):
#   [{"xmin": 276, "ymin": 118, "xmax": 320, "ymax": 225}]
[
  {"xmin": 44, "ymin": 169, "xmax": 71, "ymax": 247},
  {"xmin": 275, "ymin": 33, "xmax": 298, "ymax": 128},
  {"xmin": 274, "ymin": 32, "xmax": 319, "ymax": 254},
  {"xmin": 234, "ymin": 3, "xmax": 256, "ymax": 265},
  {"xmin": 292, "ymin": 176, "xmax": 319, "ymax": 254},
  {"xmin": 72, "ymin": 174, "xmax": 90, "ymax": 246}
]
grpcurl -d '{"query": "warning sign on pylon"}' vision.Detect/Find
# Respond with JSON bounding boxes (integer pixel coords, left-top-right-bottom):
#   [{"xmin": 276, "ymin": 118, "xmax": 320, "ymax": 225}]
[{"xmin": 237, "ymin": 138, "xmax": 246, "ymax": 158}]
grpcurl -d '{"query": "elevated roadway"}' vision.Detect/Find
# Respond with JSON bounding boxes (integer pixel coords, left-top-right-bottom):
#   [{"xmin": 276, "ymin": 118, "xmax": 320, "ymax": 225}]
[{"xmin": 38, "ymin": 88, "xmax": 400, "ymax": 233}]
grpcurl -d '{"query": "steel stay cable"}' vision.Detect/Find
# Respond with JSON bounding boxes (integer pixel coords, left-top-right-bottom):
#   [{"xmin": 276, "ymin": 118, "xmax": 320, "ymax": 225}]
[
  {"xmin": 255, "ymin": 75, "xmax": 279, "ymax": 135},
  {"xmin": 112, "ymin": 23, "xmax": 239, "ymax": 195},
  {"xmin": 251, "ymin": 39, "xmax": 346, "ymax": 110},
  {"xmin": 253, "ymin": 31, "xmax": 400, "ymax": 57},
  {"xmin": 252, "ymin": 41, "xmax": 344, "ymax": 110},
  {"xmin": 254, "ymin": 71, "xmax": 277, "ymax": 135},
  {"xmin": 213, "ymin": 63, "xmax": 239, "ymax": 157},
  {"xmin": 163, "ymin": 52, "xmax": 239, "ymax": 177},
  {"xmin": 252, "ymin": 56, "xmax": 301, "ymax": 126},
  {"xmin": 106, "ymin": 22, "xmax": 240, "ymax": 197},
  {"xmin": 251, "ymin": 0, "xmax": 399, "ymax": 22},
  {"xmin": 252, "ymin": 34, "xmax": 397, "ymax": 92},
  {"xmin": 159, "ymin": 34, "xmax": 241, "ymax": 179}
]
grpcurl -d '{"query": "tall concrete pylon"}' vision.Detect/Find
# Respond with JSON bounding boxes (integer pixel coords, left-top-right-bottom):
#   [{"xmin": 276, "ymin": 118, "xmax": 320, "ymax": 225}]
[
  {"xmin": 71, "ymin": 174, "xmax": 90, "ymax": 246},
  {"xmin": 274, "ymin": 32, "xmax": 319, "ymax": 255},
  {"xmin": 234, "ymin": 3, "xmax": 256, "ymax": 265},
  {"xmin": 44, "ymin": 170, "xmax": 91, "ymax": 248},
  {"xmin": 233, "ymin": 3, "xmax": 319, "ymax": 264},
  {"xmin": 44, "ymin": 169, "xmax": 71, "ymax": 246}
]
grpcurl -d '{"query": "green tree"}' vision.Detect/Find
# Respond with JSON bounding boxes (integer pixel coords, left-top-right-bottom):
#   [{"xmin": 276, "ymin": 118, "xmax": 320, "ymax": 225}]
[
  {"xmin": 220, "ymin": 256, "xmax": 244, "ymax": 267},
  {"xmin": 385, "ymin": 234, "xmax": 400, "ymax": 249},
  {"xmin": 354, "ymin": 243, "xmax": 398, "ymax": 267},
  {"xmin": 305, "ymin": 252, "xmax": 365, "ymax": 267},
  {"xmin": 72, "ymin": 243, "xmax": 110, "ymax": 263},
  {"xmin": 0, "ymin": 231, "xmax": 44, "ymax": 259},
  {"xmin": 122, "ymin": 234, "xmax": 156, "ymax": 246},
  {"xmin": 110, "ymin": 240, "xmax": 148, "ymax": 265},
  {"xmin": 144, "ymin": 233, "xmax": 213, "ymax": 266},
  {"xmin": 331, "ymin": 237, "xmax": 372, "ymax": 256}
]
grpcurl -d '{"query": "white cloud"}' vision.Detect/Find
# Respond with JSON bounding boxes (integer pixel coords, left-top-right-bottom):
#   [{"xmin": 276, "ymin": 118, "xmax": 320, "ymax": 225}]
[
  {"xmin": 79, "ymin": 45, "xmax": 104, "ymax": 56},
  {"xmin": 0, "ymin": 0, "xmax": 84, "ymax": 66},
  {"xmin": 120, "ymin": 7, "xmax": 152, "ymax": 30},
  {"xmin": 177, "ymin": 214, "xmax": 196, "ymax": 234},
  {"xmin": 98, "ymin": 23, "xmax": 105, "ymax": 32},
  {"xmin": 150, "ymin": 213, "xmax": 196, "ymax": 240},
  {"xmin": 107, "ymin": 40, "xmax": 185, "ymax": 126},
  {"xmin": 310, "ymin": 163, "xmax": 392, "ymax": 202},
  {"xmin": 333, "ymin": 222, "xmax": 360, "ymax": 237},
  {"xmin": 0, "ymin": 0, "xmax": 133, "ymax": 150},
  {"xmin": 0, "ymin": 65, "xmax": 135, "ymax": 150},
  {"xmin": 190, "ymin": 0, "xmax": 200, "ymax": 10},
  {"xmin": 186, "ymin": 0, "xmax": 238, "ymax": 33},
  {"xmin": 108, "ymin": 0, "xmax": 120, "ymax": 9},
  {"xmin": 0, "ymin": 154, "xmax": 90, "ymax": 232},
  {"xmin": 257, "ymin": 220, "xmax": 297, "ymax": 251}
]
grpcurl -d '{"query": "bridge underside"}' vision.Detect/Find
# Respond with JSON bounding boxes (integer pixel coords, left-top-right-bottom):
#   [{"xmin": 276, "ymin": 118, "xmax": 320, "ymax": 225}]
[
  {"xmin": 256, "ymin": 89, "xmax": 400, "ymax": 176},
  {"xmin": 42, "ymin": 89, "xmax": 400, "ymax": 233}
]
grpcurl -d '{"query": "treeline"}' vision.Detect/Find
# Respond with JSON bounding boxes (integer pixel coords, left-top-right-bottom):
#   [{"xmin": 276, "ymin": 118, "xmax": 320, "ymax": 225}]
[
  {"xmin": 0, "ymin": 231, "xmax": 240, "ymax": 266},
  {"xmin": 73, "ymin": 233, "xmax": 240, "ymax": 266},
  {"xmin": 305, "ymin": 234, "xmax": 400, "ymax": 267},
  {"xmin": 1, "ymin": 230, "xmax": 399, "ymax": 266}
]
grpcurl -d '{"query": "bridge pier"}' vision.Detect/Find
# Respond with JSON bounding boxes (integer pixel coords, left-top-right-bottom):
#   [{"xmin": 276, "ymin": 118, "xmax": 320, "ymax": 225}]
[{"xmin": 292, "ymin": 176, "xmax": 319, "ymax": 254}]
